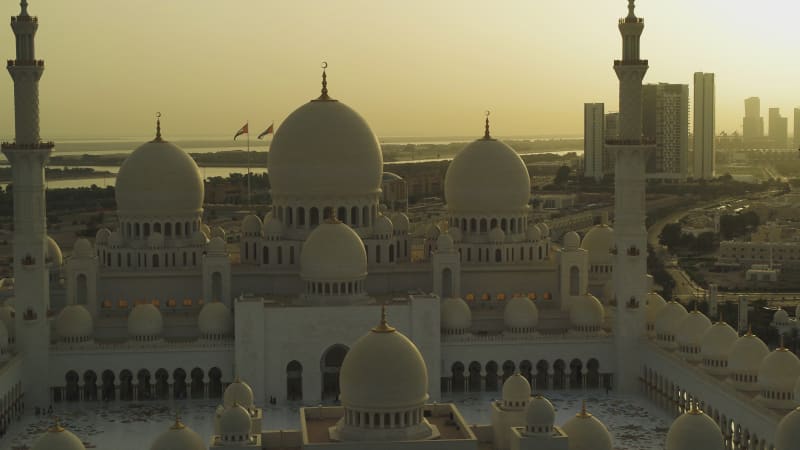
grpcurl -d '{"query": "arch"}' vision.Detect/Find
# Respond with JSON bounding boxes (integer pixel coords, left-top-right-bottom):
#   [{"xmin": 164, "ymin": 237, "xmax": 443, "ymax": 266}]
[
  {"xmin": 535, "ymin": 360, "xmax": 549, "ymax": 390},
  {"xmin": 451, "ymin": 362, "xmax": 466, "ymax": 393},
  {"xmin": 286, "ymin": 207, "xmax": 294, "ymax": 225},
  {"xmin": 76, "ymin": 274, "xmax": 88, "ymax": 305},
  {"xmin": 519, "ymin": 360, "xmax": 533, "ymax": 385},
  {"xmin": 208, "ymin": 367, "xmax": 223, "ymax": 398},
  {"xmin": 152, "ymin": 254, "xmax": 159, "ymax": 268},
  {"xmin": 154, "ymin": 223, "xmax": 161, "ymax": 233},
  {"xmin": 470, "ymin": 218, "xmax": 477, "ymax": 233},
  {"xmin": 468, "ymin": 361, "xmax": 482, "ymax": 392},
  {"xmin": 144, "ymin": 223, "xmax": 151, "ymax": 237},
  {"xmin": 137, "ymin": 369, "xmax": 152, "ymax": 400},
  {"xmin": 337, "ymin": 207, "xmax": 347, "ymax": 223},
  {"xmin": 263, "ymin": 246, "xmax": 269, "ymax": 264},
  {"xmin": 569, "ymin": 359, "xmax": 583, "ymax": 389},
  {"xmin": 321, "ymin": 344, "xmax": 348, "ymax": 401},
  {"xmin": 190, "ymin": 367, "xmax": 204, "ymax": 399},
  {"xmin": 553, "ymin": 360, "xmax": 566, "ymax": 390},
  {"xmin": 495, "ymin": 249, "xmax": 502, "ymax": 263},
  {"xmin": 287, "ymin": 360, "xmax": 303, "ymax": 401},
  {"xmin": 101, "ymin": 370, "xmax": 115, "ymax": 401},
  {"xmin": 362, "ymin": 206, "xmax": 369, "ymax": 227},
  {"xmin": 65, "ymin": 371, "xmax": 80, "ymax": 402},
  {"xmin": 480, "ymin": 219, "xmax": 487, "ymax": 233},
  {"xmin": 211, "ymin": 272, "xmax": 223, "ymax": 302},
  {"xmin": 297, "ymin": 207, "xmax": 306, "ymax": 227},
  {"xmin": 485, "ymin": 361, "xmax": 499, "ymax": 391},
  {"xmin": 83, "ymin": 370, "xmax": 98, "ymax": 401},
  {"xmin": 441, "ymin": 268, "xmax": 453, "ymax": 299},
  {"xmin": 586, "ymin": 359, "xmax": 600, "ymax": 389},
  {"xmin": 119, "ymin": 370, "xmax": 134, "ymax": 401},
  {"xmin": 165, "ymin": 222, "xmax": 172, "ymax": 236},
  {"xmin": 310, "ymin": 207, "xmax": 320, "ymax": 226},
  {"xmin": 502, "ymin": 360, "xmax": 516, "ymax": 383},
  {"xmin": 173, "ymin": 368, "xmax": 187, "ymax": 400},
  {"xmin": 350, "ymin": 206, "xmax": 359, "ymax": 226},
  {"xmin": 490, "ymin": 218, "xmax": 498, "ymax": 229},
  {"xmin": 155, "ymin": 369, "xmax": 169, "ymax": 400},
  {"xmin": 389, "ymin": 244, "xmax": 395, "ymax": 263},
  {"xmin": 569, "ymin": 266, "xmax": 580, "ymax": 296}
]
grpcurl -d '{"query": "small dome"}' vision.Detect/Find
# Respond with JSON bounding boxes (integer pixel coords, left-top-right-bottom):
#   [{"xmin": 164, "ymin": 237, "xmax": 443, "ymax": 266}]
[
  {"xmin": 390, "ymin": 212, "xmax": 410, "ymax": 232},
  {"xmin": 526, "ymin": 225, "xmax": 541, "ymax": 241},
  {"xmin": 116, "ymin": 140, "xmax": 204, "ymax": 216},
  {"xmin": 95, "ymin": 228, "xmax": 111, "ymax": 245},
  {"xmin": 758, "ymin": 347, "xmax": 800, "ymax": 395},
  {"xmin": 580, "ymin": 224, "xmax": 614, "ymax": 266},
  {"xmin": 31, "ymin": 423, "xmax": 86, "ymax": 450},
  {"xmin": 219, "ymin": 404, "xmax": 251, "ymax": 437},
  {"xmin": 655, "ymin": 301, "xmax": 688, "ymax": 341},
  {"xmin": 504, "ymin": 297, "xmax": 539, "ymax": 331},
  {"xmin": 537, "ymin": 223, "xmax": 550, "ymax": 239},
  {"xmin": 489, "ymin": 227, "xmax": 506, "ymax": 244},
  {"xmin": 150, "ymin": 419, "xmax": 206, "ymax": 450},
  {"xmin": 728, "ymin": 331, "xmax": 769, "ymax": 378},
  {"xmin": 563, "ymin": 231, "xmax": 580, "ymax": 250},
  {"xmin": 224, "ymin": 378, "xmax": 255, "ymax": 409},
  {"xmin": 374, "ymin": 215, "xmax": 394, "ymax": 236},
  {"xmin": 0, "ymin": 305, "xmax": 14, "ymax": 338},
  {"xmin": 700, "ymin": 321, "xmax": 738, "ymax": 362},
  {"xmin": 262, "ymin": 214, "xmax": 284, "ymax": 237},
  {"xmin": 444, "ymin": 138, "xmax": 530, "ymax": 214},
  {"xmin": 45, "ymin": 236, "xmax": 63, "ymax": 266},
  {"xmin": 773, "ymin": 308, "xmax": 790, "ymax": 325},
  {"xmin": 561, "ymin": 406, "xmax": 612, "ymax": 450},
  {"xmin": 665, "ymin": 406, "xmax": 724, "ymax": 450},
  {"xmin": 301, "ymin": 221, "xmax": 367, "ymax": 282},
  {"xmin": 525, "ymin": 395, "xmax": 555, "ymax": 429},
  {"xmin": 501, "ymin": 372, "xmax": 531, "ymax": 407},
  {"xmin": 241, "ymin": 215, "xmax": 262, "ymax": 236},
  {"xmin": 206, "ymin": 237, "xmax": 227, "ymax": 256},
  {"xmin": 340, "ymin": 311, "xmax": 429, "ymax": 411},
  {"xmin": 570, "ymin": 294, "xmax": 605, "ymax": 329},
  {"xmin": 441, "ymin": 297, "xmax": 471, "ymax": 332},
  {"xmin": 449, "ymin": 227, "xmax": 463, "ymax": 242},
  {"xmin": 776, "ymin": 407, "xmax": 800, "ymax": 450},
  {"xmin": 55, "ymin": 305, "xmax": 93, "ymax": 340},
  {"xmin": 676, "ymin": 310, "xmax": 712, "ymax": 351},
  {"xmin": 197, "ymin": 301, "xmax": 232, "ymax": 336},
  {"xmin": 646, "ymin": 292, "xmax": 667, "ymax": 325},
  {"xmin": 211, "ymin": 226, "xmax": 226, "ymax": 239},
  {"xmin": 437, "ymin": 232, "xmax": 454, "ymax": 252},
  {"xmin": 425, "ymin": 224, "xmax": 441, "ymax": 240},
  {"xmin": 73, "ymin": 238, "xmax": 93, "ymax": 259},
  {"xmin": 147, "ymin": 232, "xmax": 165, "ymax": 248},
  {"xmin": 127, "ymin": 304, "xmax": 163, "ymax": 339}
]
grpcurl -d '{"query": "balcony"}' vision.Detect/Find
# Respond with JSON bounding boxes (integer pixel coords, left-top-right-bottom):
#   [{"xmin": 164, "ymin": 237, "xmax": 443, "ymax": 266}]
[
  {"xmin": 7, "ymin": 59, "xmax": 44, "ymax": 68},
  {"xmin": 619, "ymin": 17, "xmax": 644, "ymax": 24},
  {"xmin": 613, "ymin": 59, "xmax": 648, "ymax": 66},
  {"xmin": 11, "ymin": 16, "xmax": 38, "ymax": 23},
  {"xmin": 1, "ymin": 141, "xmax": 55, "ymax": 149}
]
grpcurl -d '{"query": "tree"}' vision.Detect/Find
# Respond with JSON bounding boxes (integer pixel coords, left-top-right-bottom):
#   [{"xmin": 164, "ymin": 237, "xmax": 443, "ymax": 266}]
[
  {"xmin": 553, "ymin": 165, "xmax": 571, "ymax": 185},
  {"xmin": 693, "ymin": 231, "xmax": 716, "ymax": 253},
  {"xmin": 659, "ymin": 223, "xmax": 682, "ymax": 249}
]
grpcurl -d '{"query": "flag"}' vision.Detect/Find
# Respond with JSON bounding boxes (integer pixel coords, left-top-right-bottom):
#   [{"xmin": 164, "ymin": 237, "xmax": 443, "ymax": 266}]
[
  {"xmin": 257, "ymin": 123, "xmax": 274, "ymax": 140},
  {"xmin": 233, "ymin": 123, "xmax": 248, "ymax": 140}
]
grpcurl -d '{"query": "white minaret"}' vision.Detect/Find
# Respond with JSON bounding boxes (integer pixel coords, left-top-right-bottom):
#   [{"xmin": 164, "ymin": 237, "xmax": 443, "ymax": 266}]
[
  {"xmin": 1, "ymin": 0, "xmax": 53, "ymax": 410},
  {"xmin": 607, "ymin": 0, "xmax": 653, "ymax": 392}
]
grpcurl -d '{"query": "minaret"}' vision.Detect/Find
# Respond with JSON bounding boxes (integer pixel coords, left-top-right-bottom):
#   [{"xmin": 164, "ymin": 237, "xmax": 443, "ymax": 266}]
[
  {"xmin": 1, "ymin": 0, "xmax": 53, "ymax": 410},
  {"xmin": 607, "ymin": 0, "xmax": 653, "ymax": 392}
]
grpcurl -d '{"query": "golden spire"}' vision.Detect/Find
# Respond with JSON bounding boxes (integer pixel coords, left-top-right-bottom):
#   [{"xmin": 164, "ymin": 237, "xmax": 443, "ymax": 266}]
[
  {"xmin": 746, "ymin": 324, "xmax": 753, "ymax": 336},
  {"xmin": 483, "ymin": 110, "xmax": 492, "ymax": 140},
  {"xmin": 49, "ymin": 417, "xmax": 65, "ymax": 432},
  {"xmin": 576, "ymin": 400, "xmax": 592, "ymax": 418},
  {"xmin": 314, "ymin": 61, "xmax": 335, "ymax": 101},
  {"xmin": 152, "ymin": 112, "xmax": 164, "ymax": 143},
  {"xmin": 779, "ymin": 333, "xmax": 786, "ymax": 350},
  {"xmin": 171, "ymin": 410, "xmax": 185, "ymax": 430},
  {"xmin": 687, "ymin": 401, "xmax": 702, "ymax": 415},
  {"xmin": 372, "ymin": 304, "xmax": 396, "ymax": 333}
]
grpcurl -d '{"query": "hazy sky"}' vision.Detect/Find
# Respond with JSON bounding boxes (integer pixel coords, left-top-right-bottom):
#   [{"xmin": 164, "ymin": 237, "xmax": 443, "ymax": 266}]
[{"xmin": 0, "ymin": 0, "xmax": 798, "ymax": 140}]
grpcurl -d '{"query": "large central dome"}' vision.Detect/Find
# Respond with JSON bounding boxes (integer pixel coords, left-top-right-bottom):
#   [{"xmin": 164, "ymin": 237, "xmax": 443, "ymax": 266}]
[{"xmin": 268, "ymin": 99, "xmax": 383, "ymax": 197}]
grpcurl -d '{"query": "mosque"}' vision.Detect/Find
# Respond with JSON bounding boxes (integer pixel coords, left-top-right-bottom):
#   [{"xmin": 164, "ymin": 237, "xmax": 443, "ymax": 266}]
[{"xmin": 0, "ymin": 1, "xmax": 799, "ymax": 449}]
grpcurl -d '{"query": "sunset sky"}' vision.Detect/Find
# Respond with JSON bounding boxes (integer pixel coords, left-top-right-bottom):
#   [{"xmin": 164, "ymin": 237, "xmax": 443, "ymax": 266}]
[{"xmin": 0, "ymin": 0, "xmax": 797, "ymax": 140}]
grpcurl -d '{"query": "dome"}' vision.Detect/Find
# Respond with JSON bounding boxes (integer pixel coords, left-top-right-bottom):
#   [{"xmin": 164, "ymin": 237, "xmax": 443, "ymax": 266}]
[
  {"xmin": 241, "ymin": 215, "xmax": 262, "ymax": 236},
  {"xmin": 525, "ymin": 395, "xmax": 555, "ymax": 429},
  {"xmin": 219, "ymin": 404, "xmax": 251, "ymax": 437},
  {"xmin": 441, "ymin": 297, "xmax": 471, "ymax": 332},
  {"xmin": 73, "ymin": 238, "xmax": 93, "ymax": 259},
  {"xmin": 758, "ymin": 347, "xmax": 800, "ymax": 394},
  {"xmin": 504, "ymin": 297, "xmax": 539, "ymax": 331},
  {"xmin": 263, "ymin": 215, "xmax": 284, "ymax": 237},
  {"xmin": 563, "ymin": 231, "xmax": 580, "ymax": 250},
  {"xmin": 776, "ymin": 407, "xmax": 800, "ymax": 450},
  {"xmin": 580, "ymin": 224, "xmax": 614, "ymax": 265},
  {"xmin": 127, "ymin": 304, "xmax": 163, "ymax": 339},
  {"xmin": 147, "ymin": 232, "xmax": 164, "ymax": 248},
  {"xmin": 197, "ymin": 301, "xmax": 232, "ymax": 337},
  {"xmin": 116, "ymin": 139, "xmax": 204, "ymax": 216},
  {"xmin": 206, "ymin": 237, "xmax": 227, "ymax": 256},
  {"xmin": 570, "ymin": 294, "xmax": 605, "ymax": 328},
  {"xmin": 526, "ymin": 225, "xmax": 541, "ymax": 241},
  {"xmin": 700, "ymin": 321, "xmax": 738, "ymax": 362},
  {"xmin": 390, "ymin": 212, "xmax": 410, "ymax": 232},
  {"xmin": 374, "ymin": 214, "xmax": 394, "ymax": 236},
  {"xmin": 728, "ymin": 331, "xmax": 769, "ymax": 378},
  {"xmin": 301, "ymin": 221, "xmax": 367, "ymax": 282},
  {"xmin": 437, "ymin": 232, "xmax": 454, "ymax": 252},
  {"xmin": 665, "ymin": 406, "xmax": 724, "ymax": 450},
  {"xmin": 340, "ymin": 310, "xmax": 429, "ymax": 410},
  {"xmin": 95, "ymin": 228, "xmax": 111, "ymax": 245},
  {"xmin": 645, "ymin": 292, "xmax": 667, "ymax": 325},
  {"xmin": 224, "ymin": 378, "xmax": 255, "ymax": 409},
  {"xmin": 655, "ymin": 301, "xmax": 688, "ymax": 341},
  {"xmin": 0, "ymin": 305, "xmax": 13, "ymax": 338},
  {"xmin": 444, "ymin": 137, "xmax": 530, "ymax": 214},
  {"xmin": 561, "ymin": 405, "xmax": 612, "ymax": 450},
  {"xmin": 501, "ymin": 372, "xmax": 531, "ymax": 407},
  {"xmin": 676, "ymin": 310, "xmax": 712, "ymax": 352},
  {"xmin": 150, "ymin": 420, "xmax": 206, "ymax": 450},
  {"xmin": 488, "ymin": 227, "xmax": 506, "ymax": 243},
  {"xmin": 268, "ymin": 99, "xmax": 382, "ymax": 197},
  {"xmin": 46, "ymin": 236, "xmax": 62, "ymax": 265},
  {"xmin": 31, "ymin": 423, "xmax": 86, "ymax": 450},
  {"xmin": 55, "ymin": 305, "xmax": 93, "ymax": 340}
]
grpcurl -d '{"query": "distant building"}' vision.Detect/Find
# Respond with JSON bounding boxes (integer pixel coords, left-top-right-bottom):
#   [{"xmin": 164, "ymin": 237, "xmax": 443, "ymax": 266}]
[
  {"xmin": 794, "ymin": 108, "xmax": 800, "ymax": 148},
  {"xmin": 583, "ymin": 103, "xmax": 605, "ymax": 181},
  {"xmin": 381, "ymin": 172, "xmax": 408, "ymax": 213},
  {"xmin": 693, "ymin": 73, "xmax": 715, "ymax": 179},
  {"xmin": 769, "ymin": 107, "xmax": 788, "ymax": 148},
  {"xmin": 642, "ymin": 83, "xmax": 689, "ymax": 181},
  {"xmin": 743, "ymin": 97, "xmax": 765, "ymax": 146}
]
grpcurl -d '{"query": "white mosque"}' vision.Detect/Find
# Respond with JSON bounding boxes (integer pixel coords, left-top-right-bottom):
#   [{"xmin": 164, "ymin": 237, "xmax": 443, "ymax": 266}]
[{"xmin": 1, "ymin": 1, "xmax": 799, "ymax": 449}]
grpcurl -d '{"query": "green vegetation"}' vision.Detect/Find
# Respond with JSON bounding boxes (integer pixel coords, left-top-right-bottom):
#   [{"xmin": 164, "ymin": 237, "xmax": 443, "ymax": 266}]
[{"xmin": 718, "ymin": 211, "xmax": 760, "ymax": 240}]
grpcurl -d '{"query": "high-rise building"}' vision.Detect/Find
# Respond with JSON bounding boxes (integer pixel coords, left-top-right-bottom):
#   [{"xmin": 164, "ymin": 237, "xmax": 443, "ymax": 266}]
[
  {"xmin": 642, "ymin": 83, "xmax": 689, "ymax": 180},
  {"xmin": 583, "ymin": 103, "xmax": 605, "ymax": 181},
  {"xmin": 794, "ymin": 108, "xmax": 800, "ymax": 148},
  {"xmin": 769, "ymin": 107, "xmax": 788, "ymax": 148},
  {"xmin": 743, "ymin": 97, "xmax": 764, "ymax": 145},
  {"xmin": 693, "ymin": 72, "xmax": 715, "ymax": 179}
]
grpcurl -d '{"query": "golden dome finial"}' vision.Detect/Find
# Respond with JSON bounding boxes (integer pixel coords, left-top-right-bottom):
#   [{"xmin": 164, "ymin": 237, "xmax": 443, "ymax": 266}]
[
  {"xmin": 779, "ymin": 333, "xmax": 786, "ymax": 350},
  {"xmin": 171, "ymin": 409, "xmax": 185, "ymax": 430},
  {"xmin": 746, "ymin": 324, "xmax": 753, "ymax": 336},
  {"xmin": 314, "ymin": 61, "xmax": 335, "ymax": 101},
  {"xmin": 577, "ymin": 400, "xmax": 592, "ymax": 418},
  {"xmin": 483, "ymin": 110, "xmax": 492, "ymax": 140},
  {"xmin": 152, "ymin": 112, "xmax": 165, "ymax": 143},
  {"xmin": 372, "ymin": 303, "xmax": 396, "ymax": 333},
  {"xmin": 49, "ymin": 417, "xmax": 64, "ymax": 432},
  {"xmin": 688, "ymin": 401, "xmax": 702, "ymax": 415}
]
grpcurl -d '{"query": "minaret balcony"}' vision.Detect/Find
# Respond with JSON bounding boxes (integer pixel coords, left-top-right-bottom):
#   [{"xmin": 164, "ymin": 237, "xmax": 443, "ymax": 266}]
[
  {"xmin": 1, "ymin": 141, "xmax": 55, "ymax": 149},
  {"xmin": 7, "ymin": 59, "xmax": 44, "ymax": 68},
  {"xmin": 613, "ymin": 59, "xmax": 648, "ymax": 67},
  {"xmin": 11, "ymin": 16, "xmax": 38, "ymax": 24},
  {"xmin": 619, "ymin": 17, "xmax": 643, "ymax": 24}
]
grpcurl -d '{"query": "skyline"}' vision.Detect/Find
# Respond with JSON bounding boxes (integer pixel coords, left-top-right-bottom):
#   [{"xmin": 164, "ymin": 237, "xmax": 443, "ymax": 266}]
[{"xmin": 0, "ymin": 0, "xmax": 799, "ymax": 139}]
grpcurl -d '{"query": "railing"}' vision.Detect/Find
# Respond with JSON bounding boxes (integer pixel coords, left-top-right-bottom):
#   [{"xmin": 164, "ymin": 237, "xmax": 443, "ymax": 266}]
[
  {"xmin": 613, "ymin": 59, "xmax": 648, "ymax": 66},
  {"xmin": 7, "ymin": 59, "xmax": 44, "ymax": 67},
  {"xmin": 619, "ymin": 17, "xmax": 644, "ymax": 24},
  {"xmin": 11, "ymin": 16, "xmax": 38, "ymax": 23},
  {"xmin": 1, "ymin": 141, "xmax": 55, "ymax": 149}
]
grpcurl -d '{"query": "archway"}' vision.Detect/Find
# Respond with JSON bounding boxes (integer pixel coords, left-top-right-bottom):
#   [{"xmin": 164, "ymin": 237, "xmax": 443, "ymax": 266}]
[
  {"xmin": 83, "ymin": 370, "xmax": 98, "ymax": 401},
  {"xmin": 519, "ymin": 360, "xmax": 533, "ymax": 386},
  {"xmin": 569, "ymin": 359, "xmax": 583, "ymax": 389},
  {"xmin": 119, "ymin": 370, "xmax": 133, "ymax": 401},
  {"xmin": 287, "ymin": 360, "xmax": 303, "ymax": 401},
  {"xmin": 190, "ymin": 368, "xmax": 204, "ymax": 399},
  {"xmin": 451, "ymin": 362, "xmax": 465, "ymax": 393},
  {"xmin": 502, "ymin": 360, "xmax": 516, "ymax": 383},
  {"xmin": 173, "ymin": 368, "xmax": 187, "ymax": 400},
  {"xmin": 209, "ymin": 367, "xmax": 223, "ymax": 398},
  {"xmin": 211, "ymin": 272, "xmax": 223, "ymax": 302},
  {"xmin": 65, "ymin": 371, "xmax": 79, "ymax": 402},
  {"xmin": 587, "ymin": 359, "xmax": 600, "ymax": 389},
  {"xmin": 155, "ymin": 369, "xmax": 169, "ymax": 400},
  {"xmin": 101, "ymin": 370, "xmax": 115, "ymax": 401},
  {"xmin": 468, "ymin": 361, "xmax": 482, "ymax": 392},
  {"xmin": 137, "ymin": 369, "xmax": 152, "ymax": 400},
  {"xmin": 485, "ymin": 361, "xmax": 499, "ymax": 391},
  {"xmin": 441, "ymin": 268, "xmax": 453, "ymax": 299},
  {"xmin": 76, "ymin": 274, "xmax": 88, "ymax": 305},
  {"xmin": 321, "ymin": 344, "xmax": 348, "ymax": 401},
  {"xmin": 553, "ymin": 360, "xmax": 566, "ymax": 390},
  {"xmin": 535, "ymin": 360, "xmax": 549, "ymax": 390},
  {"xmin": 569, "ymin": 266, "xmax": 580, "ymax": 296}
]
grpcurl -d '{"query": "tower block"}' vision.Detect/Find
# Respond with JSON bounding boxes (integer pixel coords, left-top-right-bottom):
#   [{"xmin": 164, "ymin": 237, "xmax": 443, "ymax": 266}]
[{"xmin": 1, "ymin": 0, "xmax": 54, "ymax": 410}]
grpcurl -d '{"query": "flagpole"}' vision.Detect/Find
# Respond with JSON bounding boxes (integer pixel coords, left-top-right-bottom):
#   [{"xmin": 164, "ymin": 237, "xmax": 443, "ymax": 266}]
[{"xmin": 246, "ymin": 120, "xmax": 251, "ymax": 208}]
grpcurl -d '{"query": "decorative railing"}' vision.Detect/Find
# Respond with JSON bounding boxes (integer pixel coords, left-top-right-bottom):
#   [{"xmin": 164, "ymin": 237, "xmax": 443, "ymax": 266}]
[
  {"xmin": 1, "ymin": 141, "xmax": 55, "ymax": 149},
  {"xmin": 6, "ymin": 59, "xmax": 44, "ymax": 67}
]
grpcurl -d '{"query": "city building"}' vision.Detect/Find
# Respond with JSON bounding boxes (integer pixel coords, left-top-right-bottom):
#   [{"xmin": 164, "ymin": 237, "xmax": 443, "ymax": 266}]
[
  {"xmin": 743, "ymin": 97, "xmax": 765, "ymax": 146},
  {"xmin": 584, "ymin": 103, "xmax": 605, "ymax": 181},
  {"xmin": 642, "ymin": 83, "xmax": 689, "ymax": 180},
  {"xmin": 2, "ymin": 2, "xmax": 800, "ymax": 450},
  {"xmin": 794, "ymin": 108, "xmax": 800, "ymax": 149},
  {"xmin": 769, "ymin": 108, "xmax": 789, "ymax": 148},
  {"xmin": 693, "ymin": 72, "xmax": 715, "ymax": 179}
]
